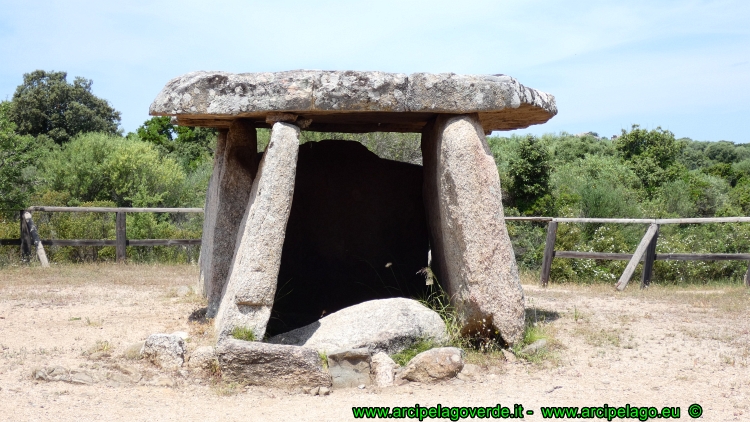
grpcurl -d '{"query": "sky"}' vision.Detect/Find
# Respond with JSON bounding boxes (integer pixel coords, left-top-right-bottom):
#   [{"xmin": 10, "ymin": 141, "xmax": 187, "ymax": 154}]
[{"xmin": 1, "ymin": 0, "xmax": 748, "ymax": 142}]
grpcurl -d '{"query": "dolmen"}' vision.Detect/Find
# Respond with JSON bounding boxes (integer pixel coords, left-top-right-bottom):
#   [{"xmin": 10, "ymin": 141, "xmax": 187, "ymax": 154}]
[{"xmin": 149, "ymin": 71, "xmax": 557, "ymax": 351}]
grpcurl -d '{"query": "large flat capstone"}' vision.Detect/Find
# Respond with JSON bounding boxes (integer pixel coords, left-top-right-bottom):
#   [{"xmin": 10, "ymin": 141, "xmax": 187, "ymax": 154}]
[{"xmin": 149, "ymin": 71, "xmax": 556, "ymax": 133}]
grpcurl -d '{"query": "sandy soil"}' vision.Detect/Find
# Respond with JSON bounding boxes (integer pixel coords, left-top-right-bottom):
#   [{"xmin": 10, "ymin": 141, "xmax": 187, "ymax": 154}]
[{"xmin": 0, "ymin": 264, "xmax": 748, "ymax": 421}]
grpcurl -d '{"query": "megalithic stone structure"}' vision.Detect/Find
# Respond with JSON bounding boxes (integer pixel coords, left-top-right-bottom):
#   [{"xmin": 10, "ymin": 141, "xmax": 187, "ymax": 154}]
[
  {"xmin": 215, "ymin": 122, "xmax": 301, "ymax": 340},
  {"xmin": 205, "ymin": 120, "xmax": 258, "ymax": 318},
  {"xmin": 197, "ymin": 129, "xmax": 227, "ymax": 297},
  {"xmin": 422, "ymin": 114, "xmax": 525, "ymax": 344},
  {"xmin": 150, "ymin": 70, "xmax": 557, "ymax": 345}
]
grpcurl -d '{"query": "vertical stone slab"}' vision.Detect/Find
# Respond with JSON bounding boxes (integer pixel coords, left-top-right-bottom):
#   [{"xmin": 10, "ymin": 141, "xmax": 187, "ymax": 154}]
[
  {"xmin": 215, "ymin": 122, "xmax": 300, "ymax": 340},
  {"xmin": 205, "ymin": 122, "xmax": 258, "ymax": 317},
  {"xmin": 198, "ymin": 129, "xmax": 228, "ymax": 297},
  {"xmin": 421, "ymin": 114, "xmax": 525, "ymax": 345}
]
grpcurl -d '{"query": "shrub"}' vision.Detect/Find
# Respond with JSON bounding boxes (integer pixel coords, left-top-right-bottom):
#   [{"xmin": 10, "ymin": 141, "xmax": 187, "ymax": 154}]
[{"xmin": 40, "ymin": 132, "xmax": 186, "ymax": 208}]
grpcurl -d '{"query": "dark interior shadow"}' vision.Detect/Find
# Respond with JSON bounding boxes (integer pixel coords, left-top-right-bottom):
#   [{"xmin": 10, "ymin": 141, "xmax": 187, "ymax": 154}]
[
  {"xmin": 188, "ymin": 307, "xmax": 209, "ymax": 324},
  {"xmin": 267, "ymin": 320, "xmax": 321, "ymax": 345},
  {"xmin": 525, "ymin": 307, "xmax": 560, "ymax": 324}
]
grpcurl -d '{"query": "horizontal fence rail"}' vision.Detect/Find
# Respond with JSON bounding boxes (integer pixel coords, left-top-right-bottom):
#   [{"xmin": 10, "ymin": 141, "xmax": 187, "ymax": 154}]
[
  {"xmin": 4, "ymin": 209, "xmax": 750, "ymax": 289},
  {"xmin": 529, "ymin": 218, "xmax": 750, "ymax": 290},
  {"xmin": 25, "ymin": 206, "xmax": 204, "ymax": 213},
  {"xmin": 1, "ymin": 207, "xmax": 204, "ymax": 265}
]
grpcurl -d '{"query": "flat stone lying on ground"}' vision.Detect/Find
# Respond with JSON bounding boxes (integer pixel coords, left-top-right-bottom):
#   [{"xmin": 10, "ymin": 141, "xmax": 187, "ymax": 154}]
[
  {"xmin": 268, "ymin": 298, "xmax": 448, "ymax": 354},
  {"xmin": 32, "ymin": 366, "xmax": 97, "ymax": 385},
  {"xmin": 401, "ymin": 347, "xmax": 464, "ymax": 383},
  {"xmin": 150, "ymin": 70, "xmax": 557, "ymax": 133},
  {"xmin": 216, "ymin": 339, "xmax": 331, "ymax": 389},
  {"xmin": 140, "ymin": 333, "xmax": 187, "ymax": 370},
  {"xmin": 327, "ymin": 348, "xmax": 372, "ymax": 389}
]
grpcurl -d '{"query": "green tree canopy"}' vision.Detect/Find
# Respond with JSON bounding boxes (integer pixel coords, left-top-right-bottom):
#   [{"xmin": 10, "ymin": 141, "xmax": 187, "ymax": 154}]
[
  {"xmin": 507, "ymin": 135, "xmax": 554, "ymax": 215},
  {"xmin": 615, "ymin": 125, "xmax": 685, "ymax": 193},
  {"xmin": 135, "ymin": 116, "xmax": 216, "ymax": 170},
  {"xmin": 40, "ymin": 132, "xmax": 186, "ymax": 208},
  {"xmin": 0, "ymin": 101, "xmax": 49, "ymax": 209},
  {"xmin": 9, "ymin": 70, "xmax": 121, "ymax": 144}
]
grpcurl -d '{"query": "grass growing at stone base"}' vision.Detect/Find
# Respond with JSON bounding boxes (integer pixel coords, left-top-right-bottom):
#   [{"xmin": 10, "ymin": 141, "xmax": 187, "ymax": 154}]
[
  {"xmin": 417, "ymin": 268, "xmax": 464, "ymax": 348},
  {"xmin": 318, "ymin": 351, "xmax": 328, "ymax": 369},
  {"xmin": 231, "ymin": 326, "xmax": 256, "ymax": 342},
  {"xmin": 417, "ymin": 266, "xmax": 563, "ymax": 366},
  {"xmin": 390, "ymin": 339, "xmax": 437, "ymax": 366},
  {"xmin": 512, "ymin": 310, "xmax": 560, "ymax": 365}
]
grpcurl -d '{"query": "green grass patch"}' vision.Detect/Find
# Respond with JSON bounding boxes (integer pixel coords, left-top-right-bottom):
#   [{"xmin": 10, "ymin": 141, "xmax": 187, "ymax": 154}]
[
  {"xmin": 318, "ymin": 351, "xmax": 328, "ymax": 369},
  {"xmin": 231, "ymin": 326, "xmax": 256, "ymax": 342},
  {"xmin": 390, "ymin": 339, "xmax": 436, "ymax": 366}
]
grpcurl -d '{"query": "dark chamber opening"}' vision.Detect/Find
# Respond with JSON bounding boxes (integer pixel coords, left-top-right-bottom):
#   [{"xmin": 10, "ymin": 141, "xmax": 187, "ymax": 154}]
[{"xmin": 266, "ymin": 139, "xmax": 430, "ymax": 336}]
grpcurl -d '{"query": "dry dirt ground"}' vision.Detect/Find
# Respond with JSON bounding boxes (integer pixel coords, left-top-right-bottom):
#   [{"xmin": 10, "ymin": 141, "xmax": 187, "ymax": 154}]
[{"xmin": 0, "ymin": 264, "xmax": 748, "ymax": 421}]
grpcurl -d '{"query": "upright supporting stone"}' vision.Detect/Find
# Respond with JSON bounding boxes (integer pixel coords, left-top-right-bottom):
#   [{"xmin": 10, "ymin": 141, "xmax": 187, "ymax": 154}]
[
  {"xmin": 421, "ymin": 114, "xmax": 525, "ymax": 345},
  {"xmin": 215, "ymin": 122, "xmax": 300, "ymax": 340},
  {"xmin": 205, "ymin": 122, "xmax": 258, "ymax": 317},
  {"xmin": 198, "ymin": 130, "xmax": 228, "ymax": 297}
]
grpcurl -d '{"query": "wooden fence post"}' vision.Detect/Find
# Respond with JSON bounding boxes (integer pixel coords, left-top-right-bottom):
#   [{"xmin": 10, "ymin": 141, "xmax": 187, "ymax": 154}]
[
  {"xmin": 640, "ymin": 224, "xmax": 659, "ymax": 288},
  {"xmin": 540, "ymin": 221, "xmax": 558, "ymax": 287},
  {"xmin": 116, "ymin": 211, "xmax": 126, "ymax": 263},
  {"xmin": 20, "ymin": 211, "xmax": 32, "ymax": 262},
  {"xmin": 744, "ymin": 263, "xmax": 750, "ymax": 288},
  {"xmin": 23, "ymin": 211, "xmax": 49, "ymax": 267},
  {"xmin": 615, "ymin": 223, "xmax": 659, "ymax": 291}
]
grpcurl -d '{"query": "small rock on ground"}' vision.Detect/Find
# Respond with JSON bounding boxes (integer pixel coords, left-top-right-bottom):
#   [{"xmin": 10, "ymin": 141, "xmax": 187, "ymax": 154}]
[
  {"xmin": 371, "ymin": 352, "xmax": 397, "ymax": 387},
  {"xmin": 401, "ymin": 347, "xmax": 464, "ymax": 383},
  {"xmin": 187, "ymin": 346, "xmax": 217, "ymax": 371},
  {"xmin": 141, "ymin": 334, "xmax": 187, "ymax": 370},
  {"xmin": 520, "ymin": 339, "xmax": 547, "ymax": 355}
]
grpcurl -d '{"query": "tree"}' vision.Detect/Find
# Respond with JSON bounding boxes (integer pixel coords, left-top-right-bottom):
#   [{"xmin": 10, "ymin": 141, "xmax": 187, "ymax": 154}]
[
  {"xmin": 507, "ymin": 135, "xmax": 554, "ymax": 215},
  {"xmin": 0, "ymin": 101, "xmax": 47, "ymax": 209},
  {"xmin": 135, "ymin": 116, "xmax": 216, "ymax": 170},
  {"xmin": 615, "ymin": 125, "xmax": 685, "ymax": 193},
  {"xmin": 9, "ymin": 70, "xmax": 121, "ymax": 144}
]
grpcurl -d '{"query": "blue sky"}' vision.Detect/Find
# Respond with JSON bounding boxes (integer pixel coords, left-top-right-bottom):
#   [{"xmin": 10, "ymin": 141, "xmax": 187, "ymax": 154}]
[{"xmin": 1, "ymin": 0, "xmax": 748, "ymax": 142}]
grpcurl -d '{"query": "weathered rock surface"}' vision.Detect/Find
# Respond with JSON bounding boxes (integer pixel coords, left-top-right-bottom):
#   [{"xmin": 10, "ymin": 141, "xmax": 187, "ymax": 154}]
[
  {"xmin": 520, "ymin": 339, "xmax": 547, "ymax": 355},
  {"xmin": 421, "ymin": 114, "xmax": 525, "ymax": 345},
  {"xmin": 216, "ymin": 339, "xmax": 331, "ymax": 389},
  {"xmin": 150, "ymin": 71, "xmax": 557, "ymax": 133},
  {"xmin": 401, "ymin": 347, "xmax": 464, "ymax": 383},
  {"xmin": 33, "ymin": 366, "xmax": 98, "ymax": 385},
  {"xmin": 187, "ymin": 346, "xmax": 217, "ymax": 370},
  {"xmin": 371, "ymin": 351, "xmax": 398, "ymax": 387},
  {"xmin": 456, "ymin": 363, "xmax": 481, "ymax": 381},
  {"xmin": 268, "ymin": 298, "xmax": 447, "ymax": 354},
  {"xmin": 268, "ymin": 139, "xmax": 428, "ymax": 335},
  {"xmin": 215, "ymin": 122, "xmax": 300, "ymax": 340},
  {"xmin": 198, "ymin": 129, "xmax": 226, "ymax": 297},
  {"xmin": 327, "ymin": 348, "xmax": 371, "ymax": 389},
  {"xmin": 141, "ymin": 334, "xmax": 187, "ymax": 370},
  {"xmin": 205, "ymin": 123, "xmax": 258, "ymax": 317}
]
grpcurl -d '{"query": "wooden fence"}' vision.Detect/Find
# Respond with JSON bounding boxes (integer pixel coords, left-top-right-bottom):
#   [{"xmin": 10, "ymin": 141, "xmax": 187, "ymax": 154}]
[
  {"xmin": 0, "ymin": 207, "xmax": 203, "ymax": 265},
  {"xmin": 504, "ymin": 216, "xmax": 750, "ymax": 289},
  {"xmin": 3, "ymin": 209, "xmax": 750, "ymax": 289}
]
